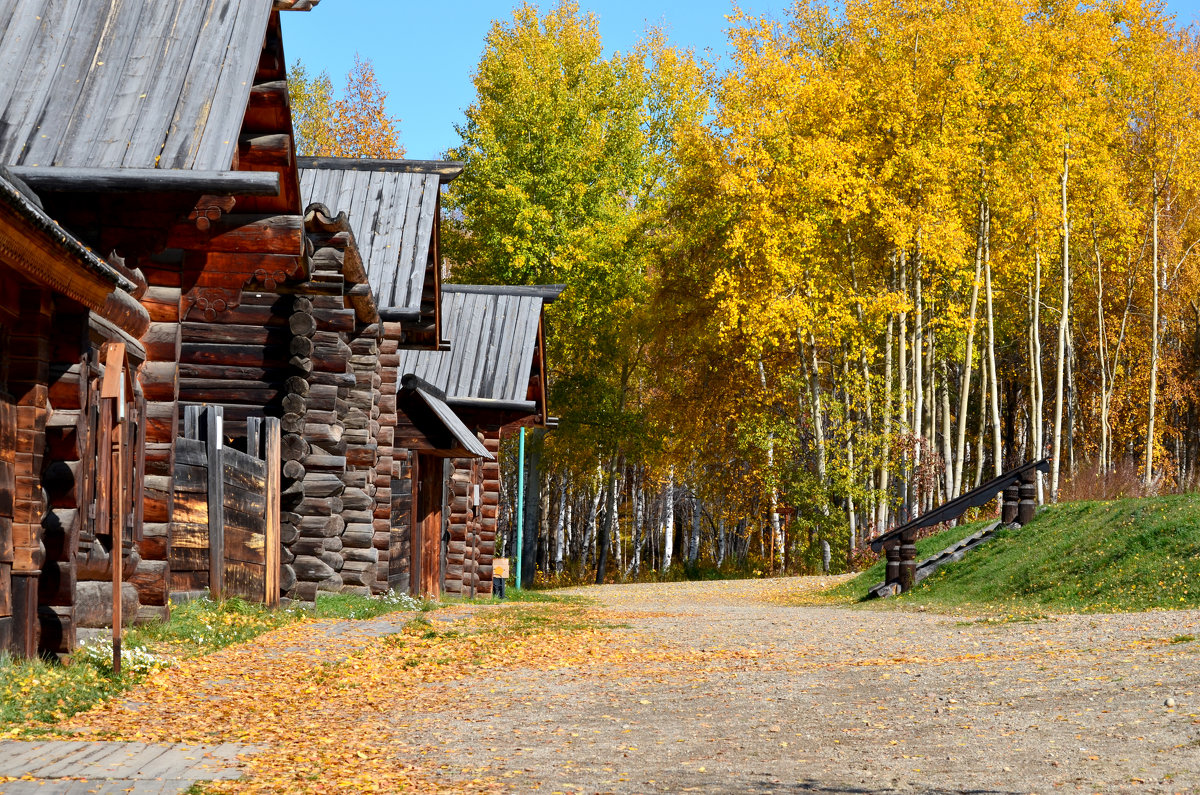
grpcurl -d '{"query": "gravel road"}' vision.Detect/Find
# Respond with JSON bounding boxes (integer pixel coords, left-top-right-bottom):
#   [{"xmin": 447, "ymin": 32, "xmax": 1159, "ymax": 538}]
[{"xmin": 428, "ymin": 577, "xmax": 1200, "ymax": 794}]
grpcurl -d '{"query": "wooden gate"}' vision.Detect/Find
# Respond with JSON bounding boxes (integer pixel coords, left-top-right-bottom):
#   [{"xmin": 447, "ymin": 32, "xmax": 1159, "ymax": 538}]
[{"xmin": 171, "ymin": 406, "xmax": 281, "ymax": 604}]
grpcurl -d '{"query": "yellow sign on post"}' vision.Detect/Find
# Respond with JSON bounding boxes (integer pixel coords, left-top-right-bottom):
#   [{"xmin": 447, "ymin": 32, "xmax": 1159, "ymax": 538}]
[{"xmin": 493, "ymin": 558, "xmax": 510, "ymax": 579}]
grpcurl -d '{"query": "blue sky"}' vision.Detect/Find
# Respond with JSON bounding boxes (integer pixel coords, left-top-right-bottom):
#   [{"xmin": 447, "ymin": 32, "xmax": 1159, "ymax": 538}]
[{"xmin": 282, "ymin": 0, "xmax": 1200, "ymax": 161}]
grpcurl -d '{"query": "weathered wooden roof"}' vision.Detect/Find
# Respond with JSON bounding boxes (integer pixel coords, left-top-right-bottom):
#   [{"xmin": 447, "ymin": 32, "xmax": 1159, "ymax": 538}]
[
  {"xmin": 399, "ymin": 375, "xmax": 493, "ymax": 460},
  {"xmin": 298, "ymin": 159, "xmax": 461, "ymax": 313},
  {"xmin": 396, "ymin": 285, "xmax": 563, "ymax": 406},
  {"xmin": 0, "ymin": 0, "xmax": 279, "ymax": 171}
]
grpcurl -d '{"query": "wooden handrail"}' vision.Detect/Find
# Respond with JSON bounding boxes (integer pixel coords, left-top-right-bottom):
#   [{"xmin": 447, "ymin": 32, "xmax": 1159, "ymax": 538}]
[{"xmin": 870, "ymin": 459, "xmax": 1050, "ymax": 553}]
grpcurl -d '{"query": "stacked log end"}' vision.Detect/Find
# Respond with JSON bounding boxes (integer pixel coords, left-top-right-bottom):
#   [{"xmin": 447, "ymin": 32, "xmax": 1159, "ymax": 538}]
[
  {"xmin": 340, "ymin": 326, "xmax": 382, "ymax": 596},
  {"xmin": 476, "ymin": 430, "xmax": 501, "ymax": 596},
  {"xmin": 133, "ymin": 283, "xmax": 180, "ymax": 622},
  {"xmin": 444, "ymin": 429, "xmax": 500, "ymax": 599},
  {"xmin": 373, "ymin": 323, "xmax": 403, "ymax": 594}
]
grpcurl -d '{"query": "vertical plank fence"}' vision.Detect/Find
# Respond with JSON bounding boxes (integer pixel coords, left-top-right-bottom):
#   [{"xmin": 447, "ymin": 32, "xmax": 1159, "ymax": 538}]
[{"xmin": 170, "ymin": 406, "xmax": 280, "ymax": 605}]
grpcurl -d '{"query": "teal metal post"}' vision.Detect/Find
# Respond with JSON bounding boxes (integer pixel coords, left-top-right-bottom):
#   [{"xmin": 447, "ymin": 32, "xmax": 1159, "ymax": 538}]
[{"xmin": 515, "ymin": 427, "xmax": 526, "ymax": 589}]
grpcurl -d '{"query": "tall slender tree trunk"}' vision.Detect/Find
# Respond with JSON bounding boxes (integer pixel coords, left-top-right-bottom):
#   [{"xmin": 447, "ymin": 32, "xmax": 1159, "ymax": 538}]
[
  {"xmin": 1031, "ymin": 240, "xmax": 1046, "ymax": 502},
  {"xmin": 982, "ymin": 202, "xmax": 1001, "ymax": 477},
  {"xmin": 925, "ymin": 308, "xmax": 936, "ymax": 511},
  {"xmin": 1051, "ymin": 141, "xmax": 1071, "ymax": 502},
  {"xmin": 1145, "ymin": 175, "xmax": 1161, "ymax": 490},
  {"xmin": 594, "ymin": 458, "xmax": 617, "ymax": 584},
  {"xmin": 758, "ymin": 359, "xmax": 782, "ymax": 569},
  {"xmin": 941, "ymin": 360, "xmax": 954, "ymax": 504},
  {"xmin": 913, "ymin": 254, "xmax": 925, "ymax": 513},
  {"xmin": 688, "ymin": 492, "xmax": 700, "ymax": 565},
  {"xmin": 1093, "ymin": 221, "xmax": 1109, "ymax": 474},
  {"xmin": 662, "ymin": 468, "xmax": 675, "ymax": 569},
  {"xmin": 898, "ymin": 252, "xmax": 910, "ymax": 521},
  {"xmin": 955, "ymin": 201, "xmax": 985, "ymax": 497},
  {"xmin": 975, "ymin": 360, "xmax": 989, "ymax": 487},
  {"xmin": 842, "ymin": 354, "xmax": 858, "ymax": 551},
  {"xmin": 879, "ymin": 314, "xmax": 895, "ymax": 532}
]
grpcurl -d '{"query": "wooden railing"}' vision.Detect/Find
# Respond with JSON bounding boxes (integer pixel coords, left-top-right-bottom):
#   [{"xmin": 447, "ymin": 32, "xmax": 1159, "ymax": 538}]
[
  {"xmin": 170, "ymin": 406, "xmax": 281, "ymax": 605},
  {"xmin": 869, "ymin": 459, "xmax": 1050, "ymax": 593}
]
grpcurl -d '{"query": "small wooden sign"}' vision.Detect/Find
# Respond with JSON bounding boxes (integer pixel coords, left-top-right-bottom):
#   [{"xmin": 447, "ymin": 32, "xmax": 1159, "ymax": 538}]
[{"xmin": 493, "ymin": 558, "xmax": 509, "ymax": 579}]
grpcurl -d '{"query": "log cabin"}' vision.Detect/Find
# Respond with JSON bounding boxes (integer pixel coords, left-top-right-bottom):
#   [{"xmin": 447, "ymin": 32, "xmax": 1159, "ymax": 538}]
[
  {"xmin": 0, "ymin": 0, "xmax": 323, "ymax": 629},
  {"xmin": 396, "ymin": 284, "xmax": 562, "ymax": 597},
  {"xmin": 297, "ymin": 159, "xmax": 491, "ymax": 598},
  {"xmin": 0, "ymin": 167, "xmax": 150, "ymax": 657}
]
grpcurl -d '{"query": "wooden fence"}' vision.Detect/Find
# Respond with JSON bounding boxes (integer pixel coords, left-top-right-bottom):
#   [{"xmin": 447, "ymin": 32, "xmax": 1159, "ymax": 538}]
[{"xmin": 171, "ymin": 406, "xmax": 281, "ymax": 605}]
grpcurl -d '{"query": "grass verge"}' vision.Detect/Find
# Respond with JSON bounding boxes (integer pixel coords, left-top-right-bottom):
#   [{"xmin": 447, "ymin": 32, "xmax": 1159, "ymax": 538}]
[
  {"xmin": 801, "ymin": 495, "xmax": 1200, "ymax": 614},
  {"xmin": 0, "ymin": 589, "xmax": 434, "ymax": 733}
]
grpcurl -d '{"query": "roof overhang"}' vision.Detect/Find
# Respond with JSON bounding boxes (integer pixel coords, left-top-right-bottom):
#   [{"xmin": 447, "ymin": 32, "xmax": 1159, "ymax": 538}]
[
  {"xmin": 442, "ymin": 283, "xmax": 566, "ymax": 303},
  {"xmin": 0, "ymin": 169, "xmax": 150, "ymax": 339},
  {"xmin": 399, "ymin": 375, "xmax": 494, "ymax": 460},
  {"xmin": 298, "ymin": 157, "xmax": 464, "ymax": 184},
  {"xmin": 9, "ymin": 166, "xmax": 281, "ymax": 196}
]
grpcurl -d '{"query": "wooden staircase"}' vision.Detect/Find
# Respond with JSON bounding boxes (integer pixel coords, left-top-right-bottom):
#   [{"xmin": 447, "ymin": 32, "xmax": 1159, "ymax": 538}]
[
  {"xmin": 868, "ymin": 520, "xmax": 1001, "ymax": 599},
  {"xmin": 866, "ymin": 459, "xmax": 1049, "ymax": 596}
]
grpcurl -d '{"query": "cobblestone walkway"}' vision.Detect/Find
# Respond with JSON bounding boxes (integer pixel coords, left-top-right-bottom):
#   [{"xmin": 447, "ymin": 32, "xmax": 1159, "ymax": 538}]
[{"xmin": 0, "ymin": 740, "xmax": 252, "ymax": 794}]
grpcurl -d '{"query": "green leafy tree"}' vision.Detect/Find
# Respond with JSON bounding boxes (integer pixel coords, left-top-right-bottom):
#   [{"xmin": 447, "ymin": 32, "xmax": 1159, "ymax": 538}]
[{"xmin": 444, "ymin": 1, "xmax": 707, "ymax": 582}]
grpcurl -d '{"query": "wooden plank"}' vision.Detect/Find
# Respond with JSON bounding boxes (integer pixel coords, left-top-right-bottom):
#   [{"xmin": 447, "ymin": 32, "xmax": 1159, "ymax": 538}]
[
  {"xmin": 120, "ymin": 1, "xmax": 210, "ymax": 167},
  {"xmin": 222, "ymin": 449, "xmax": 267, "ymax": 486},
  {"xmin": 264, "ymin": 418, "xmax": 281, "ymax": 606},
  {"xmin": 4, "ymin": 0, "xmax": 108, "ymax": 167},
  {"xmin": 205, "ymin": 407, "xmax": 225, "ymax": 598},
  {"xmin": 395, "ymin": 172, "xmax": 424, "ymax": 308},
  {"xmin": 167, "ymin": 214, "xmax": 304, "ymax": 255},
  {"xmin": 174, "ymin": 463, "xmax": 207, "ymax": 494},
  {"xmin": 224, "ymin": 561, "xmax": 267, "ymax": 602},
  {"xmin": 175, "ymin": 438, "xmax": 208, "ymax": 468},
  {"xmin": 224, "ymin": 524, "xmax": 266, "ymax": 565},
  {"xmin": 191, "ymin": 0, "xmax": 275, "ymax": 166},
  {"xmin": 223, "ymin": 486, "xmax": 266, "ymax": 519}
]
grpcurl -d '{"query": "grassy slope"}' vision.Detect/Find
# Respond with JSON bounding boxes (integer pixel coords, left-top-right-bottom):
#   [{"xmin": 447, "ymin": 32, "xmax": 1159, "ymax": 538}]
[{"xmin": 825, "ymin": 495, "xmax": 1200, "ymax": 613}]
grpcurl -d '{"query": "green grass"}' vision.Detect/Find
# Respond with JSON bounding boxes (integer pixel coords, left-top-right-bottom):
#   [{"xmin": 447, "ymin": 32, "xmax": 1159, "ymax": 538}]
[
  {"xmin": 0, "ymin": 653, "xmax": 125, "ymax": 727},
  {"xmin": 819, "ymin": 517, "xmax": 997, "ymax": 603},
  {"xmin": 823, "ymin": 495, "xmax": 1200, "ymax": 614},
  {"xmin": 1, "ymin": 590, "xmax": 434, "ymax": 732}
]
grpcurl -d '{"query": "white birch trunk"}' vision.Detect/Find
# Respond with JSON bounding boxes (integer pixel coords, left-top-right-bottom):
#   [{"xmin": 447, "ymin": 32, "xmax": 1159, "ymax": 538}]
[
  {"xmin": 662, "ymin": 468, "xmax": 675, "ymax": 569},
  {"xmin": 1051, "ymin": 141, "xmax": 1070, "ymax": 501},
  {"xmin": 955, "ymin": 202, "xmax": 985, "ymax": 497},
  {"xmin": 1145, "ymin": 176, "xmax": 1160, "ymax": 489}
]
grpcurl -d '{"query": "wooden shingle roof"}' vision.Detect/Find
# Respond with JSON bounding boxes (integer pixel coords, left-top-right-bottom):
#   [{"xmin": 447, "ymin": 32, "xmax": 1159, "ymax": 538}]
[
  {"xmin": 298, "ymin": 158, "xmax": 462, "ymax": 314},
  {"xmin": 0, "ymin": 0, "xmax": 290, "ymax": 171},
  {"xmin": 396, "ymin": 285, "xmax": 563, "ymax": 407}
]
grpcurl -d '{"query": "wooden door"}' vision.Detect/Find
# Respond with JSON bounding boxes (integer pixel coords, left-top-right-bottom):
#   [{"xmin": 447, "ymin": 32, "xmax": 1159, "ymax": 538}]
[{"xmin": 414, "ymin": 454, "xmax": 443, "ymax": 597}]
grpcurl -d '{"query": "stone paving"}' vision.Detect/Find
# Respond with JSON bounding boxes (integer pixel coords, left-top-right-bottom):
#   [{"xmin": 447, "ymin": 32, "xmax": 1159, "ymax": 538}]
[{"xmin": 0, "ymin": 740, "xmax": 252, "ymax": 794}]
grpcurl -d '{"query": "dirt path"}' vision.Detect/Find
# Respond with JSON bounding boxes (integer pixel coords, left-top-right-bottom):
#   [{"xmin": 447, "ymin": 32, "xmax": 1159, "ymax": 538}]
[
  {"xmin": 426, "ymin": 578, "xmax": 1200, "ymax": 794},
  {"xmin": 35, "ymin": 578, "xmax": 1200, "ymax": 794}
]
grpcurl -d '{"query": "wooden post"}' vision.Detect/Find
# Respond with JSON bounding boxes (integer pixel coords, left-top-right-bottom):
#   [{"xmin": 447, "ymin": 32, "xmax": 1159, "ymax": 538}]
[
  {"xmin": 898, "ymin": 535, "xmax": 917, "ymax": 593},
  {"xmin": 1017, "ymin": 471, "xmax": 1037, "ymax": 526},
  {"xmin": 516, "ymin": 428, "xmax": 525, "ymax": 590},
  {"xmin": 1002, "ymin": 483, "xmax": 1019, "ymax": 524},
  {"xmin": 885, "ymin": 544, "xmax": 900, "ymax": 586},
  {"xmin": 263, "ymin": 418, "xmax": 281, "ymax": 607},
  {"xmin": 204, "ymin": 406, "xmax": 225, "ymax": 599},
  {"xmin": 101, "ymin": 343, "xmax": 125, "ymax": 675}
]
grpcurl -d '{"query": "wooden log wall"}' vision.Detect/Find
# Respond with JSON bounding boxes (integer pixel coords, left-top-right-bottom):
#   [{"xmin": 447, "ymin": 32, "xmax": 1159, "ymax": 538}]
[
  {"xmin": 9, "ymin": 287, "xmax": 52, "ymax": 656},
  {"xmin": 388, "ymin": 451, "xmax": 412, "ymax": 594},
  {"xmin": 373, "ymin": 323, "xmax": 403, "ymax": 594},
  {"xmin": 278, "ymin": 241, "xmax": 358, "ymax": 602},
  {"xmin": 137, "ymin": 255, "xmax": 183, "ymax": 617},
  {"xmin": 444, "ymin": 459, "xmax": 471, "ymax": 598},
  {"xmin": 340, "ymin": 325, "xmax": 382, "ymax": 596},
  {"xmin": 444, "ymin": 430, "xmax": 500, "ymax": 599}
]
